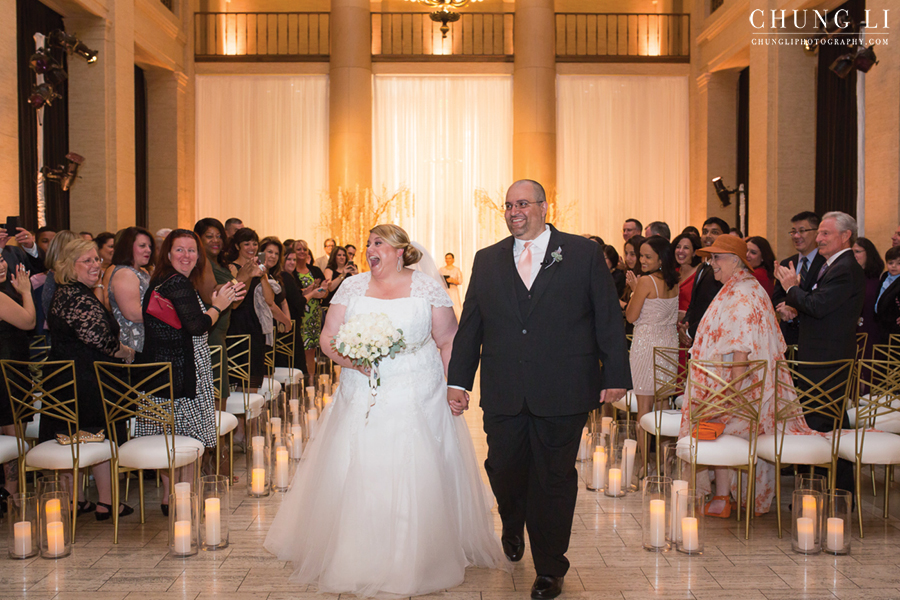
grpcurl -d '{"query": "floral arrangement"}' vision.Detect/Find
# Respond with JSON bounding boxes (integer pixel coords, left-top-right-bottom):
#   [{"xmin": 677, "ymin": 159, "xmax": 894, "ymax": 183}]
[{"xmin": 332, "ymin": 313, "xmax": 406, "ymax": 409}]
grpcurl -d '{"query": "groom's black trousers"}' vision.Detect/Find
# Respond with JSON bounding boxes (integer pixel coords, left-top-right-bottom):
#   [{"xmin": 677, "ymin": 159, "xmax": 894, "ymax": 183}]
[{"xmin": 482, "ymin": 404, "xmax": 588, "ymax": 577}]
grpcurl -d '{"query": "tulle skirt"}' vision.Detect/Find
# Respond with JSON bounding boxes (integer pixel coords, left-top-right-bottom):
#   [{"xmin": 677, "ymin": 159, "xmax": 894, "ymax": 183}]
[{"xmin": 264, "ymin": 358, "xmax": 509, "ymax": 597}]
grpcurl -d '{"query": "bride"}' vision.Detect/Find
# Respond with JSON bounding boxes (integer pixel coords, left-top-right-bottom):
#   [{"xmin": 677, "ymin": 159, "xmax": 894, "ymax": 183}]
[{"xmin": 264, "ymin": 224, "xmax": 509, "ymax": 597}]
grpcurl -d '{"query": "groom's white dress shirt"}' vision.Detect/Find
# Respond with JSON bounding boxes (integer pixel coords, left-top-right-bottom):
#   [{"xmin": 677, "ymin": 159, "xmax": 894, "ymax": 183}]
[{"xmin": 513, "ymin": 225, "xmax": 552, "ymax": 289}]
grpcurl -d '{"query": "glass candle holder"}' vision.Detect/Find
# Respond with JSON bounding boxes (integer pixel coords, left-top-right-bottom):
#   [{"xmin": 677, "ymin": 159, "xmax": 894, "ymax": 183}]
[
  {"xmin": 289, "ymin": 398, "xmax": 302, "ymax": 426},
  {"xmin": 795, "ymin": 472, "xmax": 827, "ymax": 495},
  {"xmin": 169, "ymin": 491, "xmax": 199, "ymax": 557},
  {"xmin": 305, "ymin": 385, "xmax": 316, "ymax": 412},
  {"xmin": 8, "ymin": 493, "xmax": 39, "ymax": 559},
  {"xmin": 269, "ymin": 416, "xmax": 285, "ymax": 448},
  {"xmin": 586, "ymin": 442, "xmax": 608, "ymax": 492},
  {"xmin": 39, "ymin": 490, "xmax": 71, "ymax": 559},
  {"xmin": 824, "ymin": 489, "xmax": 851, "ymax": 555},
  {"xmin": 668, "ymin": 478, "xmax": 689, "ymax": 543},
  {"xmin": 641, "ymin": 476, "xmax": 672, "ymax": 551},
  {"xmin": 319, "ymin": 374, "xmax": 332, "ymax": 396},
  {"xmin": 792, "ymin": 488, "xmax": 823, "ymax": 554},
  {"xmin": 200, "ymin": 475, "xmax": 230, "ymax": 551},
  {"xmin": 306, "ymin": 408, "xmax": 319, "ymax": 442},
  {"xmin": 247, "ymin": 435, "xmax": 270, "ymax": 497},
  {"xmin": 289, "ymin": 425, "xmax": 304, "ymax": 460},
  {"xmin": 604, "ymin": 446, "xmax": 626, "ymax": 498},
  {"xmin": 612, "ymin": 420, "xmax": 639, "ymax": 491},
  {"xmin": 675, "ymin": 489, "xmax": 704, "ymax": 555},
  {"xmin": 577, "ymin": 426, "xmax": 590, "ymax": 462},
  {"xmin": 172, "ymin": 446, "xmax": 201, "ymax": 497},
  {"xmin": 273, "ymin": 445, "xmax": 291, "ymax": 491}
]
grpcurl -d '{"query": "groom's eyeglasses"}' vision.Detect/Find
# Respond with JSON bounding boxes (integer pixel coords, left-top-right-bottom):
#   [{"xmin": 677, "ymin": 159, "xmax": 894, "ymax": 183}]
[{"xmin": 504, "ymin": 200, "xmax": 545, "ymax": 211}]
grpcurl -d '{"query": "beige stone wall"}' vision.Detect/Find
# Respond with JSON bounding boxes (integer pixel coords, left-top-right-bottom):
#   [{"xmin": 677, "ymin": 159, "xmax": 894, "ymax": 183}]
[{"xmin": 0, "ymin": 0, "xmax": 17, "ymax": 220}]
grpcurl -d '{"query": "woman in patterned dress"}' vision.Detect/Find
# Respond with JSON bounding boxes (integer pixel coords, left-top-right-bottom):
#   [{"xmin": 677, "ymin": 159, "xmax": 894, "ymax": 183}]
[
  {"xmin": 105, "ymin": 227, "xmax": 155, "ymax": 354},
  {"xmin": 140, "ymin": 230, "xmax": 242, "ymax": 513},
  {"xmin": 293, "ymin": 240, "xmax": 326, "ymax": 385}
]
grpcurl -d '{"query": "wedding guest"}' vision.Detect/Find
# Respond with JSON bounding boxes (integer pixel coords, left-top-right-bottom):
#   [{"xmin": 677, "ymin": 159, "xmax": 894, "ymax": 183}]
[
  {"xmin": 439, "ymin": 252, "xmax": 463, "ymax": 320},
  {"xmin": 603, "ymin": 245, "xmax": 626, "ymax": 298},
  {"xmin": 95, "ymin": 232, "xmax": 116, "ymax": 267},
  {"xmin": 681, "ymin": 235, "xmax": 808, "ymax": 517},
  {"xmin": 155, "ymin": 228, "xmax": 172, "ymax": 250},
  {"xmin": 874, "ymin": 246, "xmax": 900, "ymax": 343},
  {"xmin": 772, "ymin": 211, "xmax": 824, "ymax": 346},
  {"xmin": 679, "ymin": 217, "xmax": 728, "ymax": 346},
  {"xmin": 746, "ymin": 236, "xmax": 776, "ymax": 299},
  {"xmin": 621, "ymin": 236, "xmax": 646, "ymax": 337},
  {"xmin": 323, "ymin": 245, "xmax": 358, "ymax": 305},
  {"xmin": 1, "ymin": 224, "xmax": 43, "ymax": 274},
  {"xmin": 36, "ymin": 227, "xmax": 56, "ymax": 254},
  {"xmin": 625, "ymin": 236, "xmax": 678, "ymax": 457},
  {"xmin": 853, "ymin": 237, "xmax": 885, "ymax": 351},
  {"xmin": 46, "ymin": 239, "xmax": 135, "ymax": 519},
  {"xmin": 224, "ymin": 218, "xmax": 243, "ymax": 240},
  {"xmin": 729, "ymin": 227, "xmax": 744, "ymax": 238},
  {"xmin": 224, "ymin": 228, "xmax": 273, "ymax": 390},
  {"xmin": 644, "ymin": 221, "xmax": 671, "ymax": 241},
  {"xmin": 293, "ymin": 240, "xmax": 326, "ymax": 384},
  {"xmin": 892, "ymin": 225, "xmax": 900, "ymax": 248},
  {"xmin": 0, "ymin": 256, "xmax": 36, "ymax": 503},
  {"xmin": 345, "ymin": 244, "xmax": 357, "ymax": 264},
  {"xmin": 622, "ymin": 219, "xmax": 642, "ymax": 242},
  {"xmin": 682, "ymin": 225, "xmax": 700, "ymax": 238},
  {"xmin": 40, "ymin": 230, "xmax": 79, "ymax": 323},
  {"xmin": 260, "ymin": 236, "xmax": 294, "ymax": 335},
  {"xmin": 80, "ymin": 231, "xmax": 93, "ymax": 241},
  {"xmin": 314, "ymin": 238, "xmax": 336, "ymax": 272},
  {"xmin": 280, "ymin": 249, "xmax": 324, "ymax": 379},
  {"xmin": 672, "ymin": 232, "xmax": 700, "ymax": 321},
  {"xmin": 140, "ymin": 230, "xmax": 240, "ymax": 508},
  {"xmin": 104, "ymin": 227, "xmax": 155, "ymax": 353}
]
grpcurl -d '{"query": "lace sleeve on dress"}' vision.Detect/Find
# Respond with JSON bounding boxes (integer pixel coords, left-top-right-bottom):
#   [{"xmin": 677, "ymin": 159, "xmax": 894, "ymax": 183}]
[
  {"xmin": 331, "ymin": 272, "xmax": 370, "ymax": 306},
  {"xmin": 52, "ymin": 285, "xmax": 120, "ymax": 356},
  {"xmin": 410, "ymin": 271, "xmax": 454, "ymax": 308}
]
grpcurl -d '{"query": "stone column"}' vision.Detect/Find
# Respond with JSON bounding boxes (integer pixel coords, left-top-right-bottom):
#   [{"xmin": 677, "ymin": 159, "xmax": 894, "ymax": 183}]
[
  {"xmin": 146, "ymin": 70, "xmax": 190, "ymax": 233},
  {"xmin": 66, "ymin": 0, "xmax": 136, "ymax": 234},
  {"xmin": 745, "ymin": 0, "xmax": 817, "ymax": 258},
  {"xmin": 513, "ymin": 0, "xmax": 556, "ymax": 193},
  {"xmin": 0, "ymin": 0, "xmax": 17, "ymax": 218},
  {"xmin": 863, "ymin": 0, "xmax": 900, "ymax": 247},
  {"xmin": 329, "ymin": 0, "xmax": 372, "ymax": 197}
]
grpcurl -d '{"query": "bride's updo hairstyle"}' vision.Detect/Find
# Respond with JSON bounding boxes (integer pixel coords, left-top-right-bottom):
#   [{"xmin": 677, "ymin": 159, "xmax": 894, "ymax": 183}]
[{"xmin": 370, "ymin": 224, "xmax": 423, "ymax": 267}]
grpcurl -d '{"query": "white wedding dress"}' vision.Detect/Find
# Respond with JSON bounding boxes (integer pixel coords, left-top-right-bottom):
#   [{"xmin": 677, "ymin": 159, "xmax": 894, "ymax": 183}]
[{"xmin": 264, "ymin": 271, "xmax": 509, "ymax": 597}]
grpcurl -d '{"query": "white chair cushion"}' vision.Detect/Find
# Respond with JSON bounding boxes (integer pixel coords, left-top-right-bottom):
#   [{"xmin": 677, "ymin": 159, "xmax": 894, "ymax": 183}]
[
  {"xmin": 837, "ymin": 431, "xmax": 900, "ymax": 465},
  {"xmin": 117, "ymin": 436, "xmax": 205, "ymax": 470},
  {"xmin": 25, "ymin": 415, "xmax": 40, "ymax": 440},
  {"xmin": 260, "ymin": 377, "xmax": 282, "ymax": 400},
  {"xmin": 25, "ymin": 439, "xmax": 112, "ymax": 470},
  {"xmin": 272, "ymin": 367, "xmax": 304, "ymax": 385},
  {"xmin": 756, "ymin": 433, "xmax": 834, "ymax": 465},
  {"xmin": 639, "ymin": 410, "xmax": 682, "ymax": 437},
  {"xmin": 0, "ymin": 435, "xmax": 19, "ymax": 463},
  {"xmin": 215, "ymin": 411, "xmax": 238, "ymax": 435},
  {"xmin": 613, "ymin": 390, "xmax": 637, "ymax": 413},
  {"xmin": 674, "ymin": 394, "xmax": 685, "ymax": 409},
  {"xmin": 847, "ymin": 407, "xmax": 900, "ymax": 433},
  {"xmin": 676, "ymin": 434, "xmax": 756, "ymax": 466},
  {"xmin": 225, "ymin": 391, "xmax": 265, "ymax": 417}
]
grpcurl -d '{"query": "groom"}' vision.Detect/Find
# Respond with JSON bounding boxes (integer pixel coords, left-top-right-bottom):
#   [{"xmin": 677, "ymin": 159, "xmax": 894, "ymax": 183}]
[{"xmin": 448, "ymin": 180, "xmax": 631, "ymax": 599}]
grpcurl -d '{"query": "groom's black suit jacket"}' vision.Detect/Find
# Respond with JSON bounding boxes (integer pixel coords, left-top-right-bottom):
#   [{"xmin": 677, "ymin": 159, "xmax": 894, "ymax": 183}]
[{"xmin": 448, "ymin": 226, "xmax": 632, "ymax": 417}]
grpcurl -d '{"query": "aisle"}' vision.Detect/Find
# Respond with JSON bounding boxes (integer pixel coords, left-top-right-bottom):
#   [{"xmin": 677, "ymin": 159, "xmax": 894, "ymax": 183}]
[{"xmin": 4, "ymin": 395, "xmax": 900, "ymax": 599}]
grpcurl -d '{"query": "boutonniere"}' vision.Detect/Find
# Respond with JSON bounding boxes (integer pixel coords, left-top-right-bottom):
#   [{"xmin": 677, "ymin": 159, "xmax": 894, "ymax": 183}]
[{"xmin": 544, "ymin": 246, "xmax": 563, "ymax": 270}]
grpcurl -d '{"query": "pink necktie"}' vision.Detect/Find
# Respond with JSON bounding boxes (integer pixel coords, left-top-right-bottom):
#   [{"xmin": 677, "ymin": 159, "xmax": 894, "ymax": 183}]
[{"xmin": 517, "ymin": 242, "xmax": 533, "ymax": 288}]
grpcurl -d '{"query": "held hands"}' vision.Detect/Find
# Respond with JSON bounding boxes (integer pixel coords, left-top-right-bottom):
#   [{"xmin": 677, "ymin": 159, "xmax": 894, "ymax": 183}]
[
  {"xmin": 774, "ymin": 261, "xmax": 800, "ymax": 290},
  {"xmin": 447, "ymin": 387, "xmax": 470, "ymax": 416},
  {"xmin": 625, "ymin": 270, "xmax": 640, "ymax": 291},
  {"xmin": 600, "ymin": 388, "xmax": 626, "ymax": 405},
  {"xmin": 115, "ymin": 343, "xmax": 136, "ymax": 364},
  {"xmin": 676, "ymin": 321, "xmax": 692, "ymax": 347},
  {"xmin": 12, "ymin": 264, "xmax": 32, "ymax": 295}
]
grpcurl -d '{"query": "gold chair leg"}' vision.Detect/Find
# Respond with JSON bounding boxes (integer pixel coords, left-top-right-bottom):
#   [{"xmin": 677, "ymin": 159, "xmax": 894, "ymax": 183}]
[
  {"xmin": 125, "ymin": 469, "xmax": 131, "ymax": 502},
  {"xmin": 156, "ymin": 470, "xmax": 160, "ymax": 488},
  {"xmin": 138, "ymin": 470, "xmax": 146, "ymax": 524},
  {"xmin": 229, "ymin": 431, "xmax": 234, "ymax": 482},
  {"xmin": 871, "ymin": 464, "xmax": 877, "ymax": 496},
  {"xmin": 884, "ymin": 464, "xmax": 891, "ymax": 519},
  {"xmin": 775, "ymin": 459, "xmax": 783, "ymax": 538},
  {"xmin": 857, "ymin": 461, "xmax": 864, "ymax": 538},
  {"xmin": 112, "ymin": 461, "xmax": 120, "ymax": 544},
  {"xmin": 71, "ymin": 466, "xmax": 79, "ymax": 543}
]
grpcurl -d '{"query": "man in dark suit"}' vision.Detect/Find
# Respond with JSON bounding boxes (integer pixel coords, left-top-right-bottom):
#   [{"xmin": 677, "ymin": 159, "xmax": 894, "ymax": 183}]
[
  {"xmin": 772, "ymin": 211, "xmax": 825, "ymax": 346},
  {"xmin": 775, "ymin": 211, "xmax": 865, "ymax": 496},
  {"xmin": 874, "ymin": 245, "xmax": 900, "ymax": 343},
  {"xmin": 447, "ymin": 180, "xmax": 631, "ymax": 600},
  {"xmin": 677, "ymin": 216, "xmax": 728, "ymax": 345}
]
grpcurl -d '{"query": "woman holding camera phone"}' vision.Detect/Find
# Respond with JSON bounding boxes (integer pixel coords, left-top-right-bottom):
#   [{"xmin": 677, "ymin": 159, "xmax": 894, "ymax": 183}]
[
  {"xmin": 323, "ymin": 245, "xmax": 357, "ymax": 305},
  {"xmin": 293, "ymin": 240, "xmax": 326, "ymax": 386}
]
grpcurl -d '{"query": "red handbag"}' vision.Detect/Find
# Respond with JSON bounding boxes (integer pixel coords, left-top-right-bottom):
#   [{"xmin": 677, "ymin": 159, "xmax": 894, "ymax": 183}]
[{"xmin": 147, "ymin": 279, "xmax": 182, "ymax": 329}]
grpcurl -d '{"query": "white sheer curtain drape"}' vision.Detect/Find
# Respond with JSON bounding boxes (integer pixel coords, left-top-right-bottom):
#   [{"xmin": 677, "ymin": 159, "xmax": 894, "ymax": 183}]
[
  {"xmin": 195, "ymin": 75, "xmax": 328, "ymax": 243},
  {"xmin": 373, "ymin": 75, "xmax": 513, "ymax": 294},
  {"xmin": 558, "ymin": 75, "xmax": 690, "ymax": 245}
]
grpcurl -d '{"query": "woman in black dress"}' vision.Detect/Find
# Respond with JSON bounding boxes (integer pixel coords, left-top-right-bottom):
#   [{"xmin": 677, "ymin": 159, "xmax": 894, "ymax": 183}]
[{"xmin": 46, "ymin": 239, "xmax": 136, "ymax": 520}]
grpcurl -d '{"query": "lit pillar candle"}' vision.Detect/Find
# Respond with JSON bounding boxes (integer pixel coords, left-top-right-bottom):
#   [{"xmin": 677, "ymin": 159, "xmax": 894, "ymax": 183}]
[
  {"xmin": 670, "ymin": 480, "xmax": 688, "ymax": 541},
  {"xmin": 305, "ymin": 385, "xmax": 316, "ymax": 406},
  {"xmin": 45, "ymin": 498, "xmax": 61, "ymax": 524},
  {"xmin": 46, "ymin": 521, "xmax": 65, "ymax": 556},
  {"xmin": 307, "ymin": 409, "xmax": 318, "ymax": 439},
  {"xmin": 291, "ymin": 425, "xmax": 303, "ymax": 458},
  {"xmin": 289, "ymin": 399, "xmax": 300, "ymax": 424},
  {"xmin": 173, "ymin": 520, "xmax": 192, "ymax": 554},
  {"xmin": 592, "ymin": 448, "xmax": 606, "ymax": 490},
  {"xmin": 622, "ymin": 439, "xmax": 637, "ymax": 487},
  {"xmin": 681, "ymin": 517, "xmax": 699, "ymax": 551},
  {"xmin": 796, "ymin": 517, "xmax": 815, "ymax": 551},
  {"xmin": 601, "ymin": 416, "xmax": 612, "ymax": 435},
  {"xmin": 204, "ymin": 498, "xmax": 221, "ymax": 546},
  {"xmin": 802, "ymin": 494, "xmax": 817, "ymax": 522},
  {"xmin": 174, "ymin": 482, "xmax": 192, "ymax": 521},
  {"xmin": 607, "ymin": 468, "xmax": 622, "ymax": 496},
  {"xmin": 14, "ymin": 521, "xmax": 32, "ymax": 557},
  {"xmin": 826, "ymin": 517, "xmax": 844, "ymax": 552},
  {"xmin": 275, "ymin": 447, "xmax": 290, "ymax": 489},
  {"xmin": 270, "ymin": 417, "xmax": 282, "ymax": 445},
  {"xmin": 649, "ymin": 499, "xmax": 666, "ymax": 547},
  {"xmin": 251, "ymin": 468, "xmax": 266, "ymax": 495},
  {"xmin": 323, "ymin": 394, "xmax": 332, "ymax": 407},
  {"xmin": 334, "ymin": 365, "xmax": 342, "ymax": 381}
]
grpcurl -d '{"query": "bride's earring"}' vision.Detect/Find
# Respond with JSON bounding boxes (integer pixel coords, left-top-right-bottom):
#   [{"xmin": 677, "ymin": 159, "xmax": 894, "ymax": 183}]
[{"xmin": 397, "ymin": 256, "xmax": 403, "ymax": 272}]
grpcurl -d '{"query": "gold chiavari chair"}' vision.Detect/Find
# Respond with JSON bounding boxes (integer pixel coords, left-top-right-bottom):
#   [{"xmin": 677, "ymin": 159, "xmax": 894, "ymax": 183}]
[
  {"xmin": 210, "ymin": 346, "xmax": 237, "ymax": 479},
  {"xmin": 613, "ymin": 334, "xmax": 638, "ymax": 425},
  {"xmin": 95, "ymin": 361, "xmax": 204, "ymax": 543},
  {"xmin": 785, "ymin": 345, "xmax": 799, "ymax": 362},
  {"xmin": 25, "ymin": 336, "xmax": 53, "ymax": 442},
  {"xmin": 838, "ymin": 352, "xmax": 900, "ymax": 537},
  {"xmin": 638, "ymin": 347, "xmax": 688, "ymax": 477},
  {"xmin": 3, "ymin": 359, "xmax": 113, "ymax": 541},
  {"xmin": 224, "ymin": 334, "xmax": 266, "ymax": 422},
  {"xmin": 676, "ymin": 358, "xmax": 767, "ymax": 539},
  {"xmin": 271, "ymin": 321, "xmax": 303, "ymax": 394},
  {"xmin": 261, "ymin": 345, "xmax": 283, "ymax": 403},
  {"xmin": 756, "ymin": 359, "xmax": 854, "ymax": 537},
  {"xmin": 887, "ymin": 334, "xmax": 900, "ymax": 349}
]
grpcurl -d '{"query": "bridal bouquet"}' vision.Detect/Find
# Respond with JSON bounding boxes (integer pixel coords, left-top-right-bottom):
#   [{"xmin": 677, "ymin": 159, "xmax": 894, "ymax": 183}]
[{"xmin": 332, "ymin": 313, "xmax": 406, "ymax": 402}]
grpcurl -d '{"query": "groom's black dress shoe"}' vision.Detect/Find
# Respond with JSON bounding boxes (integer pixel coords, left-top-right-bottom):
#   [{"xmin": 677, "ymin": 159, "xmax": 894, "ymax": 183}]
[
  {"xmin": 501, "ymin": 530, "xmax": 525, "ymax": 562},
  {"xmin": 531, "ymin": 575, "xmax": 563, "ymax": 599}
]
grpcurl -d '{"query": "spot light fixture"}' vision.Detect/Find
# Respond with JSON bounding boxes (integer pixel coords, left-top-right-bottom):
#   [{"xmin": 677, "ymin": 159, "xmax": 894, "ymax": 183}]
[
  {"xmin": 48, "ymin": 29, "xmax": 99, "ymax": 63},
  {"xmin": 405, "ymin": 0, "xmax": 483, "ymax": 39},
  {"xmin": 28, "ymin": 83, "xmax": 61, "ymax": 109},
  {"xmin": 829, "ymin": 44, "xmax": 879, "ymax": 79},
  {"xmin": 41, "ymin": 153, "xmax": 85, "ymax": 192},
  {"xmin": 711, "ymin": 177, "xmax": 735, "ymax": 208}
]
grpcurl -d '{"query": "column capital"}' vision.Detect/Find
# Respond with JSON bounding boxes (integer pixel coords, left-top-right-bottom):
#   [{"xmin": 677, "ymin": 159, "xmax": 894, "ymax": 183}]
[{"xmin": 696, "ymin": 72, "xmax": 713, "ymax": 92}]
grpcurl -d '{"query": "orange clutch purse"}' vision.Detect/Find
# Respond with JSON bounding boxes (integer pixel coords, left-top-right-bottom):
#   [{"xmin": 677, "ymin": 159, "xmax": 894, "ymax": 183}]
[{"xmin": 691, "ymin": 421, "xmax": 725, "ymax": 441}]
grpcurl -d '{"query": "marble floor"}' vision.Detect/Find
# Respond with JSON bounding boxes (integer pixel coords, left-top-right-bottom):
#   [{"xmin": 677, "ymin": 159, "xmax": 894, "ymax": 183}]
[{"xmin": 5, "ymin": 405, "xmax": 900, "ymax": 600}]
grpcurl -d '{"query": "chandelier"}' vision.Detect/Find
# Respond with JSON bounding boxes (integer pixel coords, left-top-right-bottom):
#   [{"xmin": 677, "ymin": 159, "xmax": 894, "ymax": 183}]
[{"xmin": 406, "ymin": 0, "xmax": 483, "ymax": 39}]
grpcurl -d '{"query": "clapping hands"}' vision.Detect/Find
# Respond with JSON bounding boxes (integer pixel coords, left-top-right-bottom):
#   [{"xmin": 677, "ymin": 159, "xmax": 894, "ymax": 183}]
[
  {"xmin": 625, "ymin": 270, "xmax": 640, "ymax": 291},
  {"xmin": 212, "ymin": 281, "xmax": 246, "ymax": 310},
  {"xmin": 11, "ymin": 264, "xmax": 31, "ymax": 296}
]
